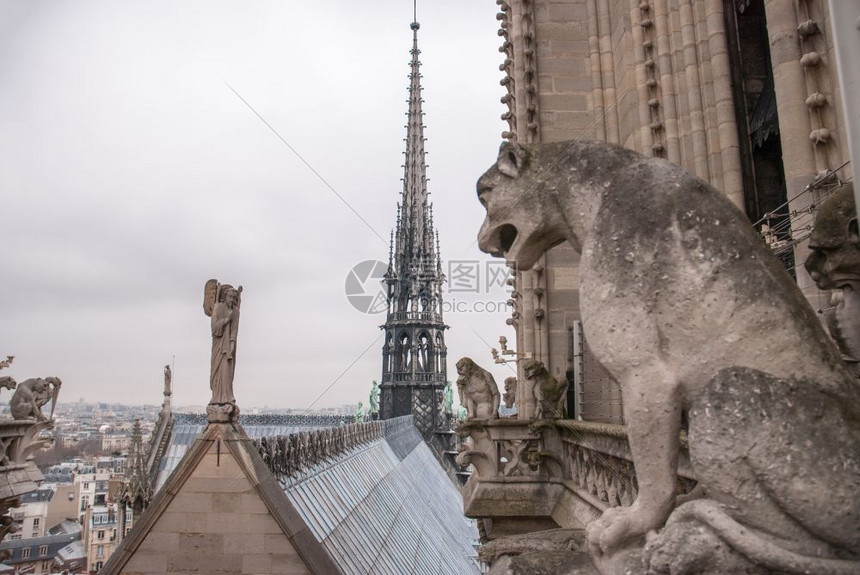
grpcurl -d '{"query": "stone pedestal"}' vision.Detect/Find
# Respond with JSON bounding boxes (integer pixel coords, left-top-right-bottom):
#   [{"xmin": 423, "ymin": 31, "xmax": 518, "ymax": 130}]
[{"xmin": 206, "ymin": 403, "xmax": 237, "ymax": 424}]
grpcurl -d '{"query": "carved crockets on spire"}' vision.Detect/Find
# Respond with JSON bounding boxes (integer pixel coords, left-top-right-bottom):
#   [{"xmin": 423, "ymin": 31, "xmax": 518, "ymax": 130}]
[{"xmin": 381, "ymin": 20, "xmax": 449, "ymax": 438}]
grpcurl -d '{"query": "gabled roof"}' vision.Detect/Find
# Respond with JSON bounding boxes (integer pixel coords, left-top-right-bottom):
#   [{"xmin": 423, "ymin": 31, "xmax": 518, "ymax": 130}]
[
  {"xmin": 104, "ymin": 416, "xmax": 478, "ymax": 574},
  {"xmin": 100, "ymin": 422, "xmax": 337, "ymax": 575}
]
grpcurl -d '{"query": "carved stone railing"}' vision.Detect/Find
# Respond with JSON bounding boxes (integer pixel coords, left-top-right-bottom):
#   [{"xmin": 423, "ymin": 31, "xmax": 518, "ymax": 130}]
[
  {"xmin": 457, "ymin": 418, "xmax": 696, "ymax": 532},
  {"xmin": 387, "ymin": 311, "xmax": 443, "ymax": 323},
  {"xmin": 381, "ymin": 372, "xmax": 447, "ymax": 384},
  {"xmin": 253, "ymin": 416, "xmax": 414, "ymax": 482},
  {"xmin": 174, "ymin": 412, "xmax": 349, "ymax": 427}
]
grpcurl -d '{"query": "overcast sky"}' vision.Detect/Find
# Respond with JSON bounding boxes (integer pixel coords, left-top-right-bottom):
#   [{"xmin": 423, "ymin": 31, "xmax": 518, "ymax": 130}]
[{"xmin": 0, "ymin": 1, "xmax": 519, "ymax": 410}]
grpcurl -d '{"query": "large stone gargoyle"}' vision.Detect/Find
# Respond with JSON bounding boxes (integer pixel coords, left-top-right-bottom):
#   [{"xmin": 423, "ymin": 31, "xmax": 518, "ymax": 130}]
[{"xmin": 476, "ymin": 140, "xmax": 860, "ymax": 573}]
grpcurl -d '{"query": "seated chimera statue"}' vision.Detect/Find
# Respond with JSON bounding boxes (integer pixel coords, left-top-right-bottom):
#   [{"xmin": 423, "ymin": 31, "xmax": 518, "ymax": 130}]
[
  {"xmin": 521, "ymin": 358, "xmax": 568, "ymax": 419},
  {"xmin": 10, "ymin": 377, "xmax": 60, "ymax": 421},
  {"xmin": 476, "ymin": 140, "xmax": 860, "ymax": 574},
  {"xmin": 456, "ymin": 357, "xmax": 501, "ymax": 420}
]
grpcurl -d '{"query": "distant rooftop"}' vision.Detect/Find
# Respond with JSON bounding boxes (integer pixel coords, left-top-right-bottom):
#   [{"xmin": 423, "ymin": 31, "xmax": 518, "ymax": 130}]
[{"xmin": 20, "ymin": 487, "xmax": 55, "ymax": 503}]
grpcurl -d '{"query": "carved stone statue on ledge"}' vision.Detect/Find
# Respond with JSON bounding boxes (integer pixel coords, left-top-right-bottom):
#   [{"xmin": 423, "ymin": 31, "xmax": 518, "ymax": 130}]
[
  {"xmin": 0, "ymin": 357, "xmax": 15, "ymax": 396},
  {"xmin": 455, "ymin": 358, "xmax": 500, "ymax": 420},
  {"xmin": 163, "ymin": 364, "xmax": 172, "ymax": 396},
  {"xmin": 9, "ymin": 377, "xmax": 61, "ymax": 421},
  {"xmin": 805, "ymin": 182, "xmax": 860, "ymax": 377},
  {"xmin": 522, "ymin": 359, "xmax": 567, "ymax": 419},
  {"xmin": 477, "ymin": 140, "xmax": 860, "ymax": 573},
  {"xmin": 502, "ymin": 376, "xmax": 517, "ymax": 411},
  {"xmin": 443, "ymin": 381, "xmax": 454, "ymax": 415},
  {"xmin": 203, "ymin": 279, "xmax": 242, "ymax": 423},
  {"xmin": 369, "ymin": 381, "xmax": 380, "ymax": 418}
]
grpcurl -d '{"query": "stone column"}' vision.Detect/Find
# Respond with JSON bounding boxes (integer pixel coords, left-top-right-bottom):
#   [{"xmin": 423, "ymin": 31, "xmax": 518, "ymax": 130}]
[
  {"xmin": 705, "ymin": 0, "xmax": 744, "ymax": 207},
  {"xmin": 763, "ymin": 0, "xmax": 819, "ymax": 303},
  {"xmin": 679, "ymin": 0, "xmax": 710, "ymax": 180},
  {"xmin": 597, "ymin": 0, "xmax": 621, "ymax": 143}
]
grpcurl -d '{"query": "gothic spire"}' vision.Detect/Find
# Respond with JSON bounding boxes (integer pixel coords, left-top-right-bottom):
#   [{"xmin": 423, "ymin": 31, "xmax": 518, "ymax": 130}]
[
  {"xmin": 380, "ymin": 17, "xmax": 449, "ymax": 437},
  {"xmin": 394, "ymin": 19, "xmax": 434, "ymax": 273}
]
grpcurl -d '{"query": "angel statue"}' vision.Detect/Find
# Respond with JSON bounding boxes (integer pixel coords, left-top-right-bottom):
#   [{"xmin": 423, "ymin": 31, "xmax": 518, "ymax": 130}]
[{"xmin": 203, "ymin": 279, "xmax": 242, "ymax": 422}]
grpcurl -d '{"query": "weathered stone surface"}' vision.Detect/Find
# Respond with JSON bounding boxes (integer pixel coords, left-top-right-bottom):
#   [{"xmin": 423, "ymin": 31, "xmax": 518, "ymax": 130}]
[
  {"xmin": 480, "ymin": 528, "xmax": 586, "ymax": 564},
  {"xmin": 476, "ymin": 140, "xmax": 860, "ymax": 573},
  {"xmin": 503, "ymin": 376, "xmax": 517, "ymax": 410},
  {"xmin": 9, "ymin": 377, "xmax": 60, "ymax": 421},
  {"xmin": 455, "ymin": 357, "xmax": 501, "ymax": 419},
  {"xmin": 805, "ymin": 182, "xmax": 860, "ymax": 376},
  {"xmin": 521, "ymin": 359, "xmax": 567, "ymax": 419},
  {"xmin": 490, "ymin": 550, "xmax": 599, "ymax": 575}
]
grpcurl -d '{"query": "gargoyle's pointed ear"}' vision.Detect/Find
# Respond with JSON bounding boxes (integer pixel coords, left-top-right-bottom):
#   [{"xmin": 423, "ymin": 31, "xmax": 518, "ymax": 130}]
[{"xmin": 497, "ymin": 141, "xmax": 524, "ymax": 178}]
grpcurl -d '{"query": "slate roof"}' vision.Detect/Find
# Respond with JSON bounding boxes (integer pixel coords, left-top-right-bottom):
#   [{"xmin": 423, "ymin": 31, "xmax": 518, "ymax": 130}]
[
  {"xmin": 20, "ymin": 487, "xmax": 54, "ymax": 503},
  {"xmin": 56, "ymin": 539, "xmax": 86, "ymax": 563},
  {"xmin": 48, "ymin": 520, "xmax": 82, "ymax": 536},
  {"xmin": 279, "ymin": 423, "xmax": 480, "ymax": 574},
  {"xmin": 0, "ymin": 530, "xmax": 81, "ymax": 565}
]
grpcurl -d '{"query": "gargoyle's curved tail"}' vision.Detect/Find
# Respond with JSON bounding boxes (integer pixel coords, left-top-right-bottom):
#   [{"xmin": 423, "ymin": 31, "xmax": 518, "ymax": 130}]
[{"xmin": 665, "ymin": 499, "xmax": 860, "ymax": 575}]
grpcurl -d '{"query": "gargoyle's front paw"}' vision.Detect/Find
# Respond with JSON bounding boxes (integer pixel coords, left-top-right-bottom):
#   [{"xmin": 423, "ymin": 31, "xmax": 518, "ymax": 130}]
[{"xmin": 586, "ymin": 504, "xmax": 661, "ymax": 556}]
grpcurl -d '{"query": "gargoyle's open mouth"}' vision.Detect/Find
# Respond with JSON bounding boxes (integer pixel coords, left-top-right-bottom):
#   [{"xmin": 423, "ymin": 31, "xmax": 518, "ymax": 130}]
[
  {"xmin": 497, "ymin": 224, "xmax": 518, "ymax": 254},
  {"xmin": 479, "ymin": 222, "xmax": 519, "ymax": 257}
]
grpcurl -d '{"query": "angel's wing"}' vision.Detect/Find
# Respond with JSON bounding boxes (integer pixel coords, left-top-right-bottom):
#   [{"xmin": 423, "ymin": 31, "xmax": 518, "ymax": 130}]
[{"xmin": 203, "ymin": 279, "xmax": 219, "ymax": 317}]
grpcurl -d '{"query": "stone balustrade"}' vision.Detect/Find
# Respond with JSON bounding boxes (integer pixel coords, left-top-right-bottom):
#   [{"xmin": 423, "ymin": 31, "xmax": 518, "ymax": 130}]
[
  {"xmin": 254, "ymin": 415, "xmax": 414, "ymax": 482},
  {"xmin": 457, "ymin": 418, "xmax": 696, "ymax": 534}
]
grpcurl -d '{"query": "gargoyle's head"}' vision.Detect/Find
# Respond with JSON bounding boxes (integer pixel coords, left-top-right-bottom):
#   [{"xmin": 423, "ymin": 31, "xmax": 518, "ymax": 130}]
[
  {"xmin": 477, "ymin": 141, "xmax": 568, "ymax": 270},
  {"xmin": 455, "ymin": 357, "xmax": 476, "ymax": 377},
  {"xmin": 805, "ymin": 183, "xmax": 860, "ymax": 289},
  {"xmin": 520, "ymin": 358, "xmax": 546, "ymax": 381}
]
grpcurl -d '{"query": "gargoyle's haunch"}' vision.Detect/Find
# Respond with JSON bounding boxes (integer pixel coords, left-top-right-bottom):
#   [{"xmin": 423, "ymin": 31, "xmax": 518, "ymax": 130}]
[{"xmin": 477, "ymin": 140, "xmax": 860, "ymax": 573}]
